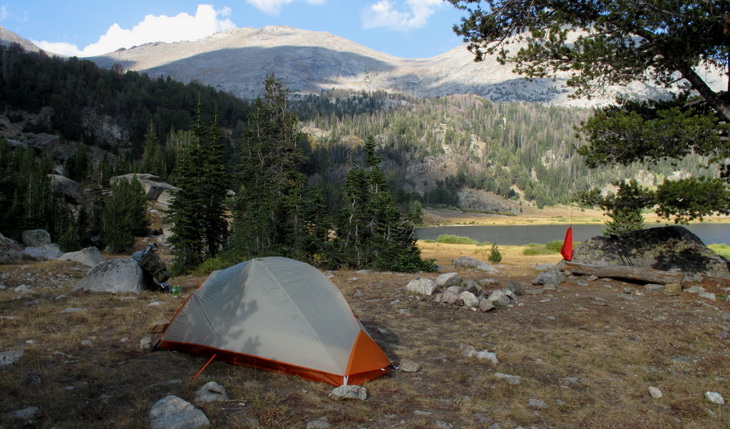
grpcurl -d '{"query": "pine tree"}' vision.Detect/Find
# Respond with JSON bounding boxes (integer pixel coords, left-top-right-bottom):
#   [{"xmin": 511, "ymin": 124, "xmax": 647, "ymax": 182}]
[
  {"xmin": 168, "ymin": 100, "xmax": 230, "ymax": 272},
  {"xmin": 140, "ymin": 121, "xmax": 165, "ymax": 177},
  {"xmin": 334, "ymin": 136, "xmax": 435, "ymax": 272},
  {"xmin": 229, "ymin": 75, "xmax": 308, "ymax": 259},
  {"xmin": 102, "ymin": 176, "xmax": 148, "ymax": 253}
]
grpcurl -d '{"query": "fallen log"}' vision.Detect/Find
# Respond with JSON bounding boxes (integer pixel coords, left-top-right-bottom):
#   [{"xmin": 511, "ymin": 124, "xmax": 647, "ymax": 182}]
[{"xmin": 561, "ymin": 262, "xmax": 685, "ymax": 285}]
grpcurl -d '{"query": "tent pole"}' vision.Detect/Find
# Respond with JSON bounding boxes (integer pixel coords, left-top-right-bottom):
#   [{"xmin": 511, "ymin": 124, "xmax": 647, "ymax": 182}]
[{"xmin": 193, "ymin": 354, "xmax": 217, "ymax": 380}]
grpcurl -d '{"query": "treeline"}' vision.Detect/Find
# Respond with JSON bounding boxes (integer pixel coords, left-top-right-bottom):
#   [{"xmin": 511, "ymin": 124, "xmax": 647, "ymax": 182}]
[{"xmin": 0, "ymin": 44, "xmax": 249, "ymax": 155}]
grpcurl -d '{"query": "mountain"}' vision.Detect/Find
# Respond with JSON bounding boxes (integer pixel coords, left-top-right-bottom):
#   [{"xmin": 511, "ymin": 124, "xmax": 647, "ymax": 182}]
[
  {"xmin": 86, "ymin": 26, "xmax": 606, "ymax": 107},
  {"xmin": 0, "ymin": 27, "xmax": 42, "ymax": 53}
]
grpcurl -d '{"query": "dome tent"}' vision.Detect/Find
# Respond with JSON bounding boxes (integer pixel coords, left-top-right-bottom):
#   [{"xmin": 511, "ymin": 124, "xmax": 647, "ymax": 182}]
[{"xmin": 158, "ymin": 257, "xmax": 392, "ymax": 386}]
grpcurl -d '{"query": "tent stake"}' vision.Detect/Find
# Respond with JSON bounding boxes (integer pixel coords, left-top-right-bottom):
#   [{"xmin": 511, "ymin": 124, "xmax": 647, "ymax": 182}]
[{"xmin": 193, "ymin": 354, "xmax": 217, "ymax": 380}]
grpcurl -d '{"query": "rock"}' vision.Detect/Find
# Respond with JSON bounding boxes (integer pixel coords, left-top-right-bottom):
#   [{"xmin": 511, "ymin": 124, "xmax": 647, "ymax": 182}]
[
  {"xmin": 307, "ymin": 419, "xmax": 332, "ymax": 429},
  {"xmin": 437, "ymin": 286, "xmax": 462, "ymax": 305},
  {"xmin": 21, "ymin": 229, "xmax": 51, "ymax": 247},
  {"xmin": 58, "ymin": 246, "xmax": 104, "ymax": 267},
  {"xmin": 698, "ymin": 291, "xmax": 716, "ymax": 301},
  {"xmin": 644, "ymin": 284, "xmax": 665, "ymax": 293},
  {"xmin": 459, "ymin": 291, "xmax": 479, "ymax": 308},
  {"xmin": 23, "ymin": 244, "xmax": 63, "ymax": 261},
  {"xmin": 406, "ymin": 278, "xmax": 438, "ymax": 296},
  {"xmin": 149, "ymin": 395, "xmax": 210, "ymax": 429},
  {"xmin": 487, "ymin": 290, "xmax": 511, "ymax": 307},
  {"xmin": 528, "ymin": 398, "xmax": 548, "ymax": 409},
  {"xmin": 329, "ymin": 385, "xmax": 368, "ymax": 401},
  {"xmin": 73, "ymin": 258, "xmax": 147, "ymax": 294},
  {"xmin": 195, "ymin": 381, "xmax": 229, "ymax": 403},
  {"xmin": 532, "ymin": 267, "xmax": 565, "ymax": 287},
  {"xmin": 705, "ymin": 391, "xmax": 725, "ymax": 405},
  {"xmin": 0, "ymin": 350, "xmax": 24, "ymax": 367},
  {"xmin": 140, "ymin": 336, "xmax": 156, "ymax": 352},
  {"xmin": 111, "ymin": 174, "xmax": 178, "ymax": 201},
  {"xmin": 663, "ymin": 282, "xmax": 682, "ymax": 296},
  {"xmin": 50, "ymin": 174, "xmax": 83, "ymax": 204},
  {"xmin": 494, "ymin": 372, "xmax": 521, "ymax": 385},
  {"xmin": 399, "ymin": 359, "xmax": 421, "ymax": 373},
  {"xmin": 571, "ymin": 226, "xmax": 730, "ymax": 278},
  {"xmin": 478, "ymin": 298, "xmax": 495, "ymax": 312},
  {"xmin": 506, "ymin": 280, "xmax": 525, "ymax": 296},
  {"xmin": 452, "ymin": 256, "xmax": 497, "ymax": 272},
  {"xmin": 462, "ymin": 345, "xmax": 498, "ymax": 364},
  {"xmin": 435, "ymin": 272, "xmax": 461, "ymax": 287},
  {"xmin": 648, "ymin": 386, "xmax": 663, "ymax": 399},
  {"xmin": 7, "ymin": 406, "xmax": 39, "ymax": 423},
  {"xmin": 0, "ymin": 233, "xmax": 23, "ymax": 263}
]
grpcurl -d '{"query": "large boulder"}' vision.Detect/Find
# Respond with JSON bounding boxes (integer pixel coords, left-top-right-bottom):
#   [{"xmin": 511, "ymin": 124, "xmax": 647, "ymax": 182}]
[
  {"xmin": 571, "ymin": 226, "xmax": 730, "ymax": 278},
  {"xmin": 73, "ymin": 258, "xmax": 147, "ymax": 294},
  {"xmin": 0, "ymin": 233, "xmax": 23, "ymax": 263},
  {"xmin": 21, "ymin": 229, "xmax": 52, "ymax": 247},
  {"xmin": 452, "ymin": 256, "xmax": 497, "ymax": 272},
  {"xmin": 58, "ymin": 247, "xmax": 104, "ymax": 268},
  {"xmin": 110, "ymin": 174, "xmax": 178, "ymax": 201},
  {"xmin": 50, "ymin": 174, "xmax": 83, "ymax": 204}
]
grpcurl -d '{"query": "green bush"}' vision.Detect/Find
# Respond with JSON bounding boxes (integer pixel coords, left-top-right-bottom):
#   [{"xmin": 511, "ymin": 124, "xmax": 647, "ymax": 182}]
[
  {"xmin": 435, "ymin": 234, "xmax": 479, "ymax": 245},
  {"xmin": 194, "ymin": 257, "xmax": 235, "ymax": 275},
  {"xmin": 545, "ymin": 240, "xmax": 565, "ymax": 252},
  {"xmin": 708, "ymin": 243, "xmax": 730, "ymax": 260},
  {"xmin": 488, "ymin": 244, "xmax": 502, "ymax": 263}
]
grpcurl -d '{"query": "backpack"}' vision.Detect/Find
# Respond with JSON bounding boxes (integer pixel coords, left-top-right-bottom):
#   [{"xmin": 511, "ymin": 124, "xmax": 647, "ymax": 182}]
[{"xmin": 133, "ymin": 243, "xmax": 171, "ymax": 285}]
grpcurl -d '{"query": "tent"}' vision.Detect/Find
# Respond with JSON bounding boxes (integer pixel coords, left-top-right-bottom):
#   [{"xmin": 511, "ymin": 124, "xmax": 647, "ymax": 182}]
[{"xmin": 158, "ymin": 257, "xmax": 393, "ymax": 386}]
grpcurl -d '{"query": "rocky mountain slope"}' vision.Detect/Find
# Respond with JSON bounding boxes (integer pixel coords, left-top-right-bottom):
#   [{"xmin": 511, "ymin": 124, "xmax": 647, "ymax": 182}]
[{"xmin": 86, "ymin": 26, "xmax": 607, "ymax": 106}]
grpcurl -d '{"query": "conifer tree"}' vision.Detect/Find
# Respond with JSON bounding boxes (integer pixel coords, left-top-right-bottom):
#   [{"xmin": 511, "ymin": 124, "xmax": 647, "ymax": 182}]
[
  {"xmin": 102, "ymin": 176, "xmax": 148, "ymax": 253},
  {"xmin": 168, "ymin": 100, "xmax": 229, "ymax": 272},
  {"xmin": 140, "ymin": 121, "xmax": 165, "ymax": 177},
  {"xmin": 334, "ymin": 136, "xmax": 435, "ymax": 272},
  {"xmin": 230, "ymin": 75, "xmax": 308, "ymax": 259}
]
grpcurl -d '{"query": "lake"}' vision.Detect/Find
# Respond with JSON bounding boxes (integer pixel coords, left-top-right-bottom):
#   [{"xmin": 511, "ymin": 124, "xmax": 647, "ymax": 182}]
[{"xmin": 416, "ymin": 223, "xmax": 730, "ymax": 246}]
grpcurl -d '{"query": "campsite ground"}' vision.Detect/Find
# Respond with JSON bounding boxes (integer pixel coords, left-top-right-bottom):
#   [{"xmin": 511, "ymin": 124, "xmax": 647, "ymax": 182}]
[{"xmin": 1, "ymin": 208, "xmax": 729, "ymax": 428}]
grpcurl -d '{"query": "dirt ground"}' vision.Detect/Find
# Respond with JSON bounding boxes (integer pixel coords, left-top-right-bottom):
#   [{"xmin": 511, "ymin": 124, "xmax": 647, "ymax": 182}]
[{"xmin": 1, "ymin": 240, "xmax": 729, "ymax": 428}]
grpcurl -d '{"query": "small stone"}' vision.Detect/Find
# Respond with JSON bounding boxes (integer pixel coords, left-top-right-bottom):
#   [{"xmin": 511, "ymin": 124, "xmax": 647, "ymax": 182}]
[
  {"xmin": 705, "ymin": 391, "xmax": 725, "ymax": 405},
  {"xmin": 399, "ymin": 359, "xmax": 421, "ymax": 373},
  {"xmin": 329, "ymin": 385, "xmax": 367, "ymax": 401},
  {"xmin": 0, "ymin": 350, "xmax": 24, "ymax": 367},
  {"xmin": 528, "ymin": 398, "xmax": 548, "ymax": 409},
  {"xmin": 698, "ymin": 291, "xmax": 716, "ymax": 301},
  {"xmin": 663, "ymin": 282, "xmax": 682, "ymax": 296},
  {"xmin": 494, "ymin": 372, "xmax": 521, "ymax": 385},
  {"xmin": 7, "ymin": 406, "xmax": 39, "ymax": 422},
  {"xmin": 195, "ymin": 381, "xmax": 229, "ymax": 403},
  {"xmin": 648, "ymin": 386, "xmax": 663, "ymax": 399},
  {"xmin": 140, "ymin": 336, "xmax": 156, "ymax": 352}
]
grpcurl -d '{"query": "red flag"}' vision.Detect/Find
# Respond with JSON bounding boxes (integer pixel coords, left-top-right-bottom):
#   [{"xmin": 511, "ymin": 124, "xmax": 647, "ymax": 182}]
[{"xmin": 560, "ymin": 227, "xmax": 573, "ymax": 261}]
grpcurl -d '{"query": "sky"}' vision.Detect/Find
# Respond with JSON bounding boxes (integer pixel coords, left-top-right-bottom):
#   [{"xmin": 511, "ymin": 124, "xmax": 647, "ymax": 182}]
[{"xmin": 0, "ymin": 1, "xmax": 468, "ymax": 59}]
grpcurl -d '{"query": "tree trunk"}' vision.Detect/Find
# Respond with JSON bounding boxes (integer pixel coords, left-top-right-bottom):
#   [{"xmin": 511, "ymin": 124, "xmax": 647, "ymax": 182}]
[{"xmin": 561, "ymin": 262, "xmax": 685, "ymax": 285}]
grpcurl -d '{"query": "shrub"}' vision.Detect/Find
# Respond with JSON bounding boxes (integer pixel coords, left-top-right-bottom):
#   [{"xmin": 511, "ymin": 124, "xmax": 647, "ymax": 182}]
[
  {"xmin": 435, "ymin": 234, "xmax": 479, "ymax": 245},
  {"xmin": 488, "ymin": 244, "xmax": 502, "ymax": 263}
]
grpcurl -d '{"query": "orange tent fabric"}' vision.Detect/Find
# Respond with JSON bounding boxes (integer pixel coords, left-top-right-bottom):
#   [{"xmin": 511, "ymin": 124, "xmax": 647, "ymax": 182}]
[{"xmin": 158, "ymin": 257, "xmax": 392, "ymax": 385}]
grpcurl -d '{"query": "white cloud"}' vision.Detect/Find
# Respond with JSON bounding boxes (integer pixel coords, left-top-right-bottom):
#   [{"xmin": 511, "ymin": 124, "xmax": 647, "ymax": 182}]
[
  {"xmin": 35, "ymin": 4, "xmax": 236, "ymax": 57},
  {"xmin": 361, "ymin": 0, "xmax": 443, "ymax": 31},
  {"xmin": 246, "ymin": 0, "xmax": 325, "ymax": 16}
]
